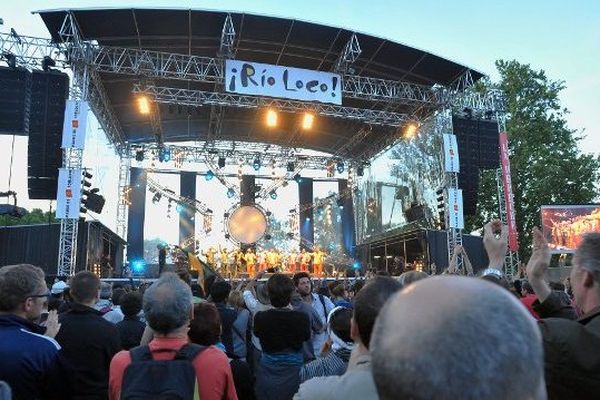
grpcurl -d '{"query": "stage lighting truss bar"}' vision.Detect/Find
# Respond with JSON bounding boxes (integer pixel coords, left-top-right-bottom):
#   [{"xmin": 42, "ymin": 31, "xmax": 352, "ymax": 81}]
[
  {"xmin": 129, "ymin": 142, "xmax": 334, "ymax": 170},
  {"xmin": 218, "ymin": 14, "xmax": 236, "ymax": 59},
  {"xmin": 133, "ymin": 84, "xmax": 409, "ymax": 126},
  {"xmin": 1, "ymin": 32, "xmax": 450, "ymax": 109},
  {"xmin": 147, "ymin": 176, "xmax": 212, "ymax": 216},
  {"xmin": 452, "ymin": 89, "xmax": 506, "ymax": 114}
]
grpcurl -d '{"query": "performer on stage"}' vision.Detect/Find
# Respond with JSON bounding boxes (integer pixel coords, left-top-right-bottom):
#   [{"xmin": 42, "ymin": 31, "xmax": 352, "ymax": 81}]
[
  {"xmin": 287, "ymin": 250, "xmax": 297, "ymax": 272},
  {"xmin": 313, "ymin": 246, "xmax": 326, "ymax": 276},
  {"xmin": 300, "ymin": 248, "xmax": 312, "ymax": 272},
  {"xmin": 203, "ymin": 246, "xmax": 217, "ymax": 266},
  {"xmin": 295, "ymin": 250, "xmax": 303, "ymax": 272},
  {"xmin": 227, "ymin": 248, "xmax": 237, "ymax": 278},
  {"xmin": 219, "ymin": 247, "xmax": 228, "ymax": 274},
  {"xmin": 245, "ymin": 248, "xmax": 257, "ymax": 277},
  {"xmin": 235, "ymin": 249, "xmax": 245, "ymax": 275},
  {"xmin": 267, "ymin": 249, "xmax": 278, "ymax": 271}
]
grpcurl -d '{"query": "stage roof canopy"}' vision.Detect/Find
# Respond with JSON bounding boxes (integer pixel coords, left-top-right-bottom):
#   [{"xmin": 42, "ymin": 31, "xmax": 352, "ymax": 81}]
[{"xmin": 38, "ymin": 8, "xmax": 483, "ymax": 159}]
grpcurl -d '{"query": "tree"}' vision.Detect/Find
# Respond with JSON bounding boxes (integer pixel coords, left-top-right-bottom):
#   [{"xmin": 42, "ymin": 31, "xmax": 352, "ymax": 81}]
[
  {"xmin": 0, "ymin": 208, "xmax": 57, "ymax": 227},
  {"xmin": 468, "ymin": 60, "xmax": 600, "ymax": 259}
]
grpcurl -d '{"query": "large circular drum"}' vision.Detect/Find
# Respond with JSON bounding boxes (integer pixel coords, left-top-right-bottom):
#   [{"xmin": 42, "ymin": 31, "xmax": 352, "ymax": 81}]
[{"xmin": 226, "ymin": 205, "xmax": 268, "ymax": 244}]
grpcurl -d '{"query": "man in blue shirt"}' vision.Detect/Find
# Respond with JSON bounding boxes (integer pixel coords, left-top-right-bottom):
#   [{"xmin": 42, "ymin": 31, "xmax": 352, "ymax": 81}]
[{"xmin": 0, "ymin": 264, "xmax": 62, "ymax": 399}]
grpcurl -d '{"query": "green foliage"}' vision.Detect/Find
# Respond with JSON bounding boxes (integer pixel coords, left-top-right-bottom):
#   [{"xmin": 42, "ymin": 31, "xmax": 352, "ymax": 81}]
[
  {"xmin": 0, "ymin": 208, "xmax": 57, "ymax": 226},
  {"xmin": 470, "ymin": 60, "xmax": 600, "ymax": 259}
]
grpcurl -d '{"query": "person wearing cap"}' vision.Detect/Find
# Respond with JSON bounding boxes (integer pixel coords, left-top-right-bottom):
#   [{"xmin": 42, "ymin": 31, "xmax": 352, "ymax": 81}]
[{"xmin": 299, "ymin": 306, "xmax": 353, "ymax": 383}]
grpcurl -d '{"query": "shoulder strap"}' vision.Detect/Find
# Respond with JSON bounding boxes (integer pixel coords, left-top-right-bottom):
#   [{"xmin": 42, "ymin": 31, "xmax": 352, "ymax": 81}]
[
  {"xmin": 318, "ymin": 294, "xmax": 328, "ymax": 316},
  {"xmin": 175, "ymin": 343, "xmax": 207, "ymax": 361},
  {"xmin": 129, "ymin": 345, "xmax": 153, "ymax": 362}
]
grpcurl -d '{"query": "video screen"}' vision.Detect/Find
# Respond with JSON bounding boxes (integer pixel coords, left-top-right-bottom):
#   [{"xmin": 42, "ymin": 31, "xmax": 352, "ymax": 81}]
[{"xmin": 541, "ymin": 205, "xmax": 600, "ymax": 253}]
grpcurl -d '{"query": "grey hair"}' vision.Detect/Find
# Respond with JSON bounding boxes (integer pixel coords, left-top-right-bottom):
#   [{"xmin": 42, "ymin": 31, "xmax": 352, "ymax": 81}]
[
  {"xmin": 143, "ymin": 272, "xmax": 193, "ymax": 334},
  {"xmin": 371, "ymin": 279, "xmax": 545, "ymax": 400},
  {"xmin": 575, "ymin": 232, "xmax": 600, "ymax": 286}
]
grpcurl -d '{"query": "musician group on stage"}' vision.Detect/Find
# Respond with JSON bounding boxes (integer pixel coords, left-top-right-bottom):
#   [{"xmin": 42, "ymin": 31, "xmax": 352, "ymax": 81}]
[{"xmin": 200, "ymin": 246, "xmax": 328, "ymax": 278}]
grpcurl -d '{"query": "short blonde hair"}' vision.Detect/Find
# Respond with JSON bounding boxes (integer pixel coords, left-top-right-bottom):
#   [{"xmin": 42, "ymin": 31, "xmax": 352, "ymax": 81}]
[{"xmin": 228, "ymin": 290, "xmax": 245, "ymax": 309}]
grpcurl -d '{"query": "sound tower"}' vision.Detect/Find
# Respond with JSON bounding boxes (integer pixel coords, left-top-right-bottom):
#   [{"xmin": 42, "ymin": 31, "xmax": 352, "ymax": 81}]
[
  {"xmin": 0, "ymin": 66, "xmax": 31, "ymax": 135},
  {"xmin": 27, "ymin": 70, "xmax": 69, "ymax": 200},
  {"xmin": 452, "ymin": 115, "xmax": 500, "ymax": 216}
]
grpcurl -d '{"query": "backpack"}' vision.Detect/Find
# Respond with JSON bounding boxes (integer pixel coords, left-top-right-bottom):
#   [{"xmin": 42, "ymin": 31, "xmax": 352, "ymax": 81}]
[{"xmin": 121, "ymin": 343, "xmax": 206, "ymax": 400}]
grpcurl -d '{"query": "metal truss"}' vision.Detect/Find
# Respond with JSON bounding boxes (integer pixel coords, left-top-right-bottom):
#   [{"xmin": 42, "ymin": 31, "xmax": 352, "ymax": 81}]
[
  {"xmin": 128, "ymin": 141, "xmax": 334, "ymax": 170},
  {"xmin": 332, "ymin": 125, "xmax": 373, "ymax": 160},
  {"xmin": 218, "ymin": 14, "xmax": 236, "ymax": 59},
  {"xmin": 334, "ymin": 33, "xmax": 361, "ymax": 74},
  {"xmin": 1, "ymin": 31, "xmax": 449, "ymax": 119},
  {"xmin": 452, "ymin": 88, "xmax": 506, "ymax": 115},
  {"xmin": 147, "ymin": 176, "xmax": 213, "ymax": 216},
  {"xmin": 133, "ymin": 84, "xmax": 409, "ymax": 126}
]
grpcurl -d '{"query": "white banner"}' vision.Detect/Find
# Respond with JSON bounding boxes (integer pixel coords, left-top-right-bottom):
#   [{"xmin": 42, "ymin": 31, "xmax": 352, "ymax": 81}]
[
  {"xmin": 447, "ymin": 188, "xmax": 464, "ymax": 229},
  {"xmin": 61, "ymin": 100, "xmax": 89, "ymax": 149},
  {"xmin": 225, "ymin": 60, "xmax": 342, "ymax": 105},
  {"xmin": 56, "ymin": 168, "xmax": 82, "ymax": 219},
  {"xmin": 443, "ymin": 133, "xmax": 460, "ymax": 173}
]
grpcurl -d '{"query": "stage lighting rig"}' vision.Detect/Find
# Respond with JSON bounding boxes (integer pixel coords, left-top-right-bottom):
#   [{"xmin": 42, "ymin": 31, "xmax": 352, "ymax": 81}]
[
  {"xmin": 302, "ymin": 113, "xmax": 314, "ymax": 130},
  {"xmin": 287, "ymin": 162, "xmax": 295, "ymax": 172},
  {"xmin": 205, "ymin": 170, "xmax": 215, "ymax": 181},
  {"xmin": 266, "ymin": 109, "xmax": 278, "ymax": 127},
  {"xmin": 226, "ymin": 188, "xmax": 236, "ymax": 198},
  {"xmin": 269, "ymin": 190, "xmax": 278, "ymax": 200},
  {"xmin": 253, "ymin": 157, "xmax": 261, "ymax": 171},
  {"xmin": 135, "ymin": 150, "xmax": 145, "ymax": 162},
  {"xmin": 137, "ymin": 95, "xmax": 151, "ymax": 114},
  {"xmin": 336, "ymin": 161, "xmax": 345, "ymax": 174},
  {"xmin": 218, "ymin": 156, "xmax": 226, "ymax": 168},
  {"xmin": 152, "ymin": 192, "xmax": 162, "ymax": 204}
]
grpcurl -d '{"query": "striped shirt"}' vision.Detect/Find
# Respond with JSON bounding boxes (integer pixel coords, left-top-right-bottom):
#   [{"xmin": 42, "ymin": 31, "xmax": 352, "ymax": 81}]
[{"xmin": 299, "ymin": 348, "xmax": 352, "ymax": 383}]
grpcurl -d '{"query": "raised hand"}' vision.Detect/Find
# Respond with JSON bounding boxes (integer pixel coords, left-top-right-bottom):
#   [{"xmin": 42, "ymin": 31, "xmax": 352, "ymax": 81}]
[
  {"xmin": 44, "ymin": 310, "xmax": 61, "ymax": 338},
  {"xmin": 483, "ymin": 220, "xmax": 508, "ymax": 267},
  {"xmin": 525, "ymin": 226, "xmax": 552, "ymax": 302}
]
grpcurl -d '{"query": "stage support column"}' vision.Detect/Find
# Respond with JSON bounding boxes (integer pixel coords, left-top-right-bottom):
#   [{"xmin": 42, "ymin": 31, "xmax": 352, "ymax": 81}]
[
  {"xmin": 179, "ymin": 171, "xmax": 196, "ymax": 252},
  {"xmin": 240, "ymin": 175, "xmax": 256, "ymax": 206},
  {"xmin": 298, "ymin": 177, "xmax": 314, "ymax": 250},
  {"xmin": 127, "ymin": 167, "xmax": 147, "ymax": 264},
  {"xmin": 338, "ymin": 179, "xmax": 357, "ymax": 257}
]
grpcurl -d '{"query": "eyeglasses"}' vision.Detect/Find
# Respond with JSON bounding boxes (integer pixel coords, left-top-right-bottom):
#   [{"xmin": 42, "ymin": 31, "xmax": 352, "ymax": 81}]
[{"xmin": 27, "ymin": 290, "xmax": 51, "ymax": 299}]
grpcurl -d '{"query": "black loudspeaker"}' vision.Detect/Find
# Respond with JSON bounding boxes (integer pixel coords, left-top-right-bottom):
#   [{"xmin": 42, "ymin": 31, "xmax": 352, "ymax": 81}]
[
  {"xmin": 452, "ymin": 116, "xmax": 500, "ymax": 216},
  {"xmin": 27, "ymin": 70, "xmax": 70, "ymax": 200},
  {"xmin": 0, "ymin": 66, "xmax": 31, "ymax": 135}
]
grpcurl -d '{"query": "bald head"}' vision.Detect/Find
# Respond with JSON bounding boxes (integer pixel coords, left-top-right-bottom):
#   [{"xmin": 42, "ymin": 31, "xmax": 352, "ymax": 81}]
[{"xmin": 371, "ymin": 276, "xmax": 545, "ymax": 400}]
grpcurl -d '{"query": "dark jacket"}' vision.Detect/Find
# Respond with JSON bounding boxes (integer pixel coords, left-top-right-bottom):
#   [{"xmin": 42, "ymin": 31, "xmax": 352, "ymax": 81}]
[
  {"xmin": 56, "ymin": 303, "xmax": 121, "ymax": 400},
  {"xmin": 215, "ymin": 302, "xmax": 239, "ymax": 358},
  {"xmin": 0, "ymin": 315, "xmax": 62, "ymax": 400},
  {"xmin": 534, "ymin": 291, "xmax": 600, "ymax": 399},
  {"xmin": 116, "ymin": 316, "xmax": 145, "ymax": 350}
]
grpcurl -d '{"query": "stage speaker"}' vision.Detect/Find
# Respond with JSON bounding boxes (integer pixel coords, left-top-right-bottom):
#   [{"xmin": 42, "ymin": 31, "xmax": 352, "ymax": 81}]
[
  {"xmin": 0, "ymin": 66, "xmax": 31, "ymax": 135},
  {"xmin": 27, "ymin": 70, "xmax": 69, "ymax": 200},
  {"xmin": 452, "ymin": 115, "xmax": 500, "ymax": 216}
]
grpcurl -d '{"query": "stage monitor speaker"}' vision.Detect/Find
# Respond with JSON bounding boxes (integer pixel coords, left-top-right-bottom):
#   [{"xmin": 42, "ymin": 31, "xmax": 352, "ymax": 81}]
[
  {"xmin": 452, "ymin": 116, "xmax": 500, "ymax": 170},
  {"xmin": 27, "ymin": 70, "xmax": 69, "ymax": 200},
  {"xmin": 0, "ymin": 66, "xmax": 31, "ymax": 135}
]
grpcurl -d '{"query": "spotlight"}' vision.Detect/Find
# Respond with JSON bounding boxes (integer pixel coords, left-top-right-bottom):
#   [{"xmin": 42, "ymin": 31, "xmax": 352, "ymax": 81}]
[
  {"xmin": 265, "ymin": 234, "xmax": 272, "ymax": 241},
  {"xmin": 42, "ymin": 56, "xmax": 56, "ymax": 71},
  {"xmin": 218, "ymin": 156, "xmax": 226, "ymax": 168},
  {"xmin": 357, "ymin": 165, "xmax": 364, "ymax": 176},
  {"xmin": 253, "ymin": 157, "xmax": 261, "ymax": 171},
  {"xmin": 205, "ymin": 170, "xmax": 215, "ymax": 181},
  {"xmin": 137, "ymin": 95, "xmax": 151, "ymax": 115},
  {"xmin": 152, "ymin": 192, "xmax": 162, "ymax": 204},
  {"xmin": 463, "ymin": 107, "xmax": 473, "ymax": 119},
  {"xmin": 269, "ymin": 190, "xmax": 278, "ymax": 200},
  {"xmin": 131, "ymin": 260, "xmax": 146, "ymax": 274},
  {"xmin": 266, "ymin": 109, "xmax": 278, "ymax": 127},
  {"xmin": 405, "ymin": 123, "xmax": 418, "ymax": 139},
  {"xmin": 135, "ymin": 150, "xmax": 145, "ymax": 162},
  {"xmin": 336, "ymin": 161, "xmax": 345, "ymax": 174},
  {"xmin": 158, "ymin": 147, "xmax": 171, "ymax": 162},
  {"xmin": 302, "ymin": 113, "xmax": 314, "ymax": 130},
  {"xmin": 294, "ymin": 174, "xmax": 302, "ymax": 183},
  {"xmin": 224, "ymin": 234, "xmax": 230, "ymax": 239},
  {"xmin": 287, "ymin": 162, "xmax": 295, "ymax": 172},
  {"xmin": 176, "ymin": 204, "xmax": 184, "ymax": 214},
  {"xmin": 226, "ymin": 188, "xmax": 235, "ymax": 198}
]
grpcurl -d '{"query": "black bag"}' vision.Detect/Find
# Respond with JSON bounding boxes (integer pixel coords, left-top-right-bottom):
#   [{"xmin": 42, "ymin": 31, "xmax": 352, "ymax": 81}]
[{"xmin": 121, "ymin": 343, "xmax": 206, "ymax": 400}]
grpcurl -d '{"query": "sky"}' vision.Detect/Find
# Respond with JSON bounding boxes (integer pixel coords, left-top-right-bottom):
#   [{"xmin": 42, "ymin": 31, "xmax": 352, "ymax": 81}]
[{"xmin": 1, "ymin": 0, "xmax": 599, "ymax": 247}]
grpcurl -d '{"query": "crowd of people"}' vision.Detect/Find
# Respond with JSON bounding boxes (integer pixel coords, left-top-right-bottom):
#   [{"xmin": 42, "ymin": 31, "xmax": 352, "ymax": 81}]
[{"xmin": 0, "ymin": 219, "xmax": 599, "ymax": 399}]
